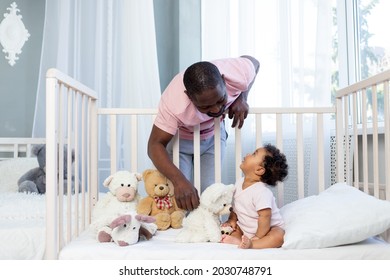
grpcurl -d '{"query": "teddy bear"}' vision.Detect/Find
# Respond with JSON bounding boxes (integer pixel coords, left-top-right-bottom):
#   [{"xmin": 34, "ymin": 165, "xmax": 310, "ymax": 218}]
[
  {"xmin": 91, "ymin": 170, "xmax": 142, "ymax": 239},
  {"xmin": 175, "ymin": 183, "xmax": 235, "ymax": 243},
  {"xmin": 17, "ymin": 144, "xmax": 76, "ymax": 195},
  {"xmin": 98, "ymin": 211, "xmax": 158, "ymax": 246},
  {"xmin": 137, "ymin": 169, "xmax": 185, "ymax": 230}
]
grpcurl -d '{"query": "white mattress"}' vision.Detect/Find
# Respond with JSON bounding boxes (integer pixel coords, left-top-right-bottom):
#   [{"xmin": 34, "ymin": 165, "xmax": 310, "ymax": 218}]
[
  {"xmin": 0, "ymin": 191, "xmax": 84, "ymax": 260},
  {"xmin": 59, "ymin": 227, "xmax": 390, "ymax": 260},
  {"xmin": 0, "ymin": 192, "xmax": 46, "ymax": 260}
]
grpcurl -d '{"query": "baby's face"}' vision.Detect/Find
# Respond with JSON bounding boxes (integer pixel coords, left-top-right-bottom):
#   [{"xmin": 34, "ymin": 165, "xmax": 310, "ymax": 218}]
[{"xmin": 240, "ymin": 147, "xmax": 267, "ymax": 174}]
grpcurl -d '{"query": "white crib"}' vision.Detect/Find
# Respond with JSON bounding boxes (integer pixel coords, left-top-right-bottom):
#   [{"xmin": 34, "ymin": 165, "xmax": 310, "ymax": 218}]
[{"xmin": 41, "ymin": 68, "xmax": 390, "ymax": 260}]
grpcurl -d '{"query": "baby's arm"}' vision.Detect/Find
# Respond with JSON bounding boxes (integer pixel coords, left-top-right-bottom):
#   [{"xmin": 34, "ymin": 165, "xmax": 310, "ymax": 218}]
[{"xmin": 254, "ymin": 208, "xmax": 271, "ymax": 239}]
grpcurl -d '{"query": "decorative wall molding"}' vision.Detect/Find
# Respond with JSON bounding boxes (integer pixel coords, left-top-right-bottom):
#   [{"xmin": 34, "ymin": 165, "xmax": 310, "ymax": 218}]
[{"xmin": 0, "ymin": 2, "xmax": 30, "ymax": 66}]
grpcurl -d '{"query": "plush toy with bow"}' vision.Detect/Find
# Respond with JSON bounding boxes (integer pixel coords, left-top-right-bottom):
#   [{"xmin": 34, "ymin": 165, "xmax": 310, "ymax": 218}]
[
  {"xmin": 137, "ymin": 169, "xmax": 185, "ymax": 230},
  {"xmin": 98, "ymin": 211, "xmax": 158, "ymax": 246}
]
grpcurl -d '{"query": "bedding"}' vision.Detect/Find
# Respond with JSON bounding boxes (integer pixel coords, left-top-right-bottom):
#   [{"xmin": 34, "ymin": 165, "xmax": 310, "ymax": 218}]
[
  {"xmin": 0, "ymin": 157, "xmax": 44, "ymax": 259},
  {"xmin": 58, "ymin": 183, "xmax": 390, "ymax": 260},
  {"xmin": 59, "ymin": 226, "xmax": 390, "ymax": 260},
  {"xmin": 0, "ymin": 192, "xmax": 46, "ymax": 259},
  {"xmin": 281, "ymin": 183, "xmax": 390, "ymax": 249},
  {"xmin": 0, "ymin": 157, "xmax": 38, "ymax": 193}
]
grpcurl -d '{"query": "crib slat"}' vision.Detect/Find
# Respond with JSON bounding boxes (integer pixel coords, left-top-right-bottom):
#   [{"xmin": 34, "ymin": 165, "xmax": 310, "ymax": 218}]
[
  {"xmin": 317, "ymin": 113, "xmax": 325, "ymax": 193},
  {"xmin": 352, "ymin": 93, "xmax": 359, "ymax": 189},
  {"xmin": 336, "ymin": 97, "xmax": 344, "ymax": 183},
  {"xmin": 66, "ymin": 87, "xmax": 73, "ymax": 243},
  {"xmin": 74, "ymin": 92, "xmax": 80, "ymax": 236},
  {"xmin": 372, "ymin": 85, "xmax": 379, "ymax": 198},
  {"xmin": 344, "ymin": 95, "xmax": 351, "ymax": 185},
  {"xmin": 214, "ymin": 119, "xmax": 221, "ymax": 183},
  {"xmin": 384, "ymin": 80, "xmax": 390, "ymax": 201},
  {"xmin": 45, "ymin": 75, "xmax": 59, "ymax": 260},
  {"xmin": 256, "ymin": 114, "xmax": 262, "ymax": 147},
  {"xmin": 58, "ymin": 83, "xmax": 65, "ymax": 249},
  {"xmin": 13, "ymin": 144, "xmax": 18, "ymax": 158},
  {"xmin": 361, "ymin": 88, "xmax": 369, "ymax": 194},
  {"xmin": 172, "ymin": 133, "xmax": 179, "ymax": 167},
  {"xmin": 235, "ymin": 127, "xmax": 242, "ymax": 181},
  {"xmin": 81, "ymin": 94, "xmax": 86, "ymax": 230},
  {"xmin": 110, "ymin": 115, "xmax": 117, "ymax": 173},
  {"xmin": 90, "ymin": 97, "xmax": 99, "ymax": 210},
  {"xmin": 276, "ymin": 114, "xmax": 284, "ymax": 206},
  {"xmin": 296, "ymin": 114, "xmax": 304, "ymax": 199},
  {"xmin": 193, "ymin": 124, "xmax": 201, "ymax": 193},
  {"xmin": 384, "ymin": 81, "xmax": 390, "ymax": 201},
  {"xmin": 131, "ymin": 115, "xmax": 138, "ymax": 172}
]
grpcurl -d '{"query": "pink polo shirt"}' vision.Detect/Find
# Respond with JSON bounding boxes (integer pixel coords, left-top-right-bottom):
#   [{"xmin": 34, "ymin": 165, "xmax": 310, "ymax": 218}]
[{"xmin": 154, "ymin": 57, "xmax": 256, "ymax": 140}]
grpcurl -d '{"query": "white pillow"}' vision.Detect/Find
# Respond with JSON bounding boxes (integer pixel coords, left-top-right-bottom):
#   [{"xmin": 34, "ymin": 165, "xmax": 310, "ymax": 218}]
[
  {"xmin": 280, "ymin": 182, "xmax": 390, "ymax": 249},
  {"xmin": 0, "ymin": 158, "xmax": 38, "ymax": 193}
]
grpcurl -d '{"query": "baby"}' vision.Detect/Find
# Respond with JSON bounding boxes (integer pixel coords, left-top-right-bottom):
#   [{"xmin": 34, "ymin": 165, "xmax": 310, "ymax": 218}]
[{"xmin": 221, "ymin": 143, "xmax": 288, "ymax": 249}]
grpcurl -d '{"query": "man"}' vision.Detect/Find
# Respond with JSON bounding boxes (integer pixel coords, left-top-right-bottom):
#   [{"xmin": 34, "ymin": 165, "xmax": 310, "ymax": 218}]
[{"xmin": 148, "ymin": 55, "xmax": 259, "ymax": 211}]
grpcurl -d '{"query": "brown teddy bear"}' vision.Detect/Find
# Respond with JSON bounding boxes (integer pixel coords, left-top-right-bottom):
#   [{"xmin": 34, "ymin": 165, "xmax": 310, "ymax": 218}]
[{"xmin": 137, "ymin": 169, "xmax": 185, "ymax": 230}]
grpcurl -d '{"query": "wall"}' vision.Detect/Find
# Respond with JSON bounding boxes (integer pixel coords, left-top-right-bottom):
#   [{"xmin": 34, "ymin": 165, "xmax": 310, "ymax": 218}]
[
  {"xmin": 0, "ymin": 0, "xmax": 201, "ymax": 137},
  {"xmin": 0, "ymin": 0, "xmax": 45, "ymax": 137}
]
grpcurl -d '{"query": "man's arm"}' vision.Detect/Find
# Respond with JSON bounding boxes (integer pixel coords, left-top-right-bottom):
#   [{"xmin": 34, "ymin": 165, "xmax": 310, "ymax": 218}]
[
  {"xmin": 228, "ymin": 55, "xmax": 260, "ymax": 128},
  {"xmin": 147, "ymin": 125, "xmax": 200, "ymax": 211}
]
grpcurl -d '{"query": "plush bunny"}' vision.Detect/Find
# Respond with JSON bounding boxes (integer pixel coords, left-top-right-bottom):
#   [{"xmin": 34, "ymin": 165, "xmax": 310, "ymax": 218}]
[{"xmin": 98, "ymin": 211, "xmax": 157, "ymax": 246}]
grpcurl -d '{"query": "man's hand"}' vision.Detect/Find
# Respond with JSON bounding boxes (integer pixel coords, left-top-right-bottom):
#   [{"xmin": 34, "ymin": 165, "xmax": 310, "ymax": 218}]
[
  {"xmin": 228, "ymin": 94, "xmax": 249, "ymax": 128},
  {"xmin": 174, "ymin": 178, "xmax": 200, "ymax": 211}
]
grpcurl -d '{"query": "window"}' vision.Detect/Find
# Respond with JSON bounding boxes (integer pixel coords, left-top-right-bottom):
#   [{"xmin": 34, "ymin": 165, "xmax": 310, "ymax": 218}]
[{"xmin": 336, "ymin": 0, "xmax": 389, "ymax": 122}]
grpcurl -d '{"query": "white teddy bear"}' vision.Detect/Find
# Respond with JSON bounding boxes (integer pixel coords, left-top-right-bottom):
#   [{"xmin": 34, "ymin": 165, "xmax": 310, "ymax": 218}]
[
  {"xmin": 175, "ymin": 183, "xmax": 235, "ymax": 243},
  {"xmin": 91, "ymin": 170, "xmax": 142, "ymax": 241}
]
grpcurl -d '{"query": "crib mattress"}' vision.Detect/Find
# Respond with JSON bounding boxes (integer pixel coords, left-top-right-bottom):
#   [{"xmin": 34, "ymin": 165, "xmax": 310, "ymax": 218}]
[{"xmin": 59, "ymin": 227, "xmax": 390, "ymax": 260}]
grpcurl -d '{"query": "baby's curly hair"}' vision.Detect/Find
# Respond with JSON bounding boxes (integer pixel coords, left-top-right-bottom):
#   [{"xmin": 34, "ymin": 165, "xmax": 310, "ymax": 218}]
[{"xmin": 261, "ymin": 144, "xmax": 288, "ymax": 186}]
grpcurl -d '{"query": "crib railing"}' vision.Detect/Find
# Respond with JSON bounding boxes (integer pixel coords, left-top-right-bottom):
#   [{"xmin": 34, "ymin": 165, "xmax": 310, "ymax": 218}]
[
  {"xmin": 336, "ymin": 69, "xmax": 390, "ymax": 201},
  {"xmin": 0, "ymin": 138, "xmax": 45, "ymax": 159},
  {"xmin": 45, "ymin": 68, "xmax": 98, "ymax": 259},
  {"xmin": 97, "ymin": 107, "xmax": 336, "ymax": 207}
]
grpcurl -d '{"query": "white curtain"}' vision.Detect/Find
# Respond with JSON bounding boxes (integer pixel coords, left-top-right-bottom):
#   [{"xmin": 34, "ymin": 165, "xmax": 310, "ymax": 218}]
[
  {"xmin": 201, "ymin": 0, "xmax": 334, "ymax": 202},
  {"xmin": 32, "ymin": 0, "xmax": 160, "ymax": 190}
]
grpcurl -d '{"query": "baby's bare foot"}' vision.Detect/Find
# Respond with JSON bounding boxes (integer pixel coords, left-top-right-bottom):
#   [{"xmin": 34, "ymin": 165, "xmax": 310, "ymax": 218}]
[
  {"xmin": 239, "ymin": 235, "xmax": 252, "ymax": 249},
  {"xmin": 221, "ymin": 235, "xmax": 241, "ymax": 245}
]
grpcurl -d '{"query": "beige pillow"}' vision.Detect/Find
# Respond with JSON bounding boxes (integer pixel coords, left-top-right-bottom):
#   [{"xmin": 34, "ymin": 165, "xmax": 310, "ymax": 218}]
[{"xmin": 0, "ymin": 158, "xmax": 38, "ymax": 193}]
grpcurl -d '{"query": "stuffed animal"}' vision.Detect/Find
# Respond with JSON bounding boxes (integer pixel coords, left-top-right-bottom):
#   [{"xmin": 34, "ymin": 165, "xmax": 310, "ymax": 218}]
[
  {"xmin": 220, "ymin": 225, "xmax": 234, "ymax": 235},
  {"xmin": 98, "ymin": 211, "xmax": 158, "ymax": 246},
  {"xmin": 91, "ymin": 170, "xmax": 142, "ymax": 238},
  {"xmin": 17, "ymin": 144, "xmax": 76, "ymax": 194},
  {"xmin": 175, "ymin": 183, "xmax": 235, "ymax": 243},
  {"xmin": 137, "ymin": 169, "xmax": 185, "ymax": 230}
]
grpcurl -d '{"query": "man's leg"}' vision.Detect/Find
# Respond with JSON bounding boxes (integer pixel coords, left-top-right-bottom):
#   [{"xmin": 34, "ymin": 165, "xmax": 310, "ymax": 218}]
[
  {"xmin": 199, "ymin": 122, "xmax": 227, "ymax": 193},
  {"xmin": 166, "ymin": 137, "xmax": 194, "ymax": 184}
]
